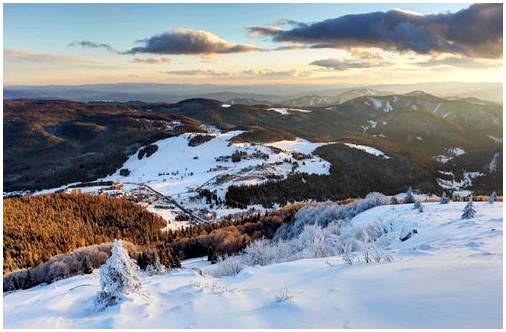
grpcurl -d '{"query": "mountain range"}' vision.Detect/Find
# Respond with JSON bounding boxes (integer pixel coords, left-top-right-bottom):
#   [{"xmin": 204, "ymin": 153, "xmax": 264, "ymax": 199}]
[{"xmin": 4, "ymin": 91, "xmax": 502, "ymax": 202}]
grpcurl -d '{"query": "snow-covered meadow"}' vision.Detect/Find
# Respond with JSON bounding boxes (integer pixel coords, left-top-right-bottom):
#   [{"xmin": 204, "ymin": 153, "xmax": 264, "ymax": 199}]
[{"xmin": 4, "ymin": 201, "xmax": 502, "ymax": 328}]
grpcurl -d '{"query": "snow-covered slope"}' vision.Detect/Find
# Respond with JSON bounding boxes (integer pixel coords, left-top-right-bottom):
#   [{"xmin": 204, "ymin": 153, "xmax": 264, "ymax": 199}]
[
  {"xmin": 4, "ymin": 202, "xmax": 502, "ymax": 328},
  {"xmin": 32, "ymin": 129, "xmax": 332, "ymax": 228}
]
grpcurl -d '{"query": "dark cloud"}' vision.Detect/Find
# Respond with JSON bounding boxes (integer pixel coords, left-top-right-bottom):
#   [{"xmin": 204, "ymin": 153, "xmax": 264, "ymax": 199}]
[
  {"xmin": 68, "ymin": 41, "xmax": 119, "ymax": 53},
  {"xmin": 132, "ymin": 57, "xmax": 170, "ymax": 64},
  {"xmin": 126, "ymin": 29, "xmax": 261, "ymax": 55},
  {"xmin": 310, "ymin": 58, "xmax": 374, "ymax": 71},
  {"xmin": 249, "ymin": 3, "xmax": 502, "ymax": 58}
]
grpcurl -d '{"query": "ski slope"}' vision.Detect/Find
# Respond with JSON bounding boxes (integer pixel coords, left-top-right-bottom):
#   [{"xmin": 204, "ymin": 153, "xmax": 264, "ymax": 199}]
[{"xmin": 4, "ymin": 202, "xmax": 502, "ymax": 328}]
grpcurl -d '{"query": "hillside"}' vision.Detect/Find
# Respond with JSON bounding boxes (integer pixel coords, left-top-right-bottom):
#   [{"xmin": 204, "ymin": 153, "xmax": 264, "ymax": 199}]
[
  {"xmin": 3, "ymin": 193, "xmax": 166, "ymax": 273},
  {"xmin": 4, "ymin": 201, "xmax": 502, "ymax": 328},
  {"xmin": 3, "ymin": 99, "xmax": 202, "ymax": 192},
  {"xmin": 4, "ymin": 93, "xmax": 501, "ymax": 222}
]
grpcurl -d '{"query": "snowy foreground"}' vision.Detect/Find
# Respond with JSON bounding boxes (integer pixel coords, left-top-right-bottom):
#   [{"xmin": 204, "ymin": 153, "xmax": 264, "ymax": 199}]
[{"xmin": 4, "ymin": 202, "xmax": 502, "ymax": 328}]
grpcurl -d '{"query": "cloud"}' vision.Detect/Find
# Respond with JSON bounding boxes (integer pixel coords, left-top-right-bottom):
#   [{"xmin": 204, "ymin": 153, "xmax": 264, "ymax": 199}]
[
  {"xmin": 4, "ymin": 49, "xmax": 98, "ymax": 64},
  {"xmin": 165, "ymin": 68, "xmax": 310, "ymax": 77},
  {"xmin": 132, "ymin": 57, "xmax": 170, "ymax": 64},
  {"xmin": 126, "ymin": 29, "xmax": 261, "ymax": 55},
  {"xmin": 241, "ymin": 69, "xmax": 310, "ymax": 77},
  {"xmin": 416, "ymin": 56, "xmax": 500, "ymax": 69},
  {"xmin": 165, "ymin": 69, "xmax": 232, "ymax": 76},
  {"xmin": 310, "ymin": 58, "xmax": 374, "ymax": 71},
  {"xmin": 247, "ymin": 26, "xmax": 284, "ymax": 37},
  {"xmin": 68, "ymin": 40, "xmax": 119, "ymax": 53},
  {"xmin": 271, "ymin": 44, "xmax": 308, "ymax": 51},
  {"xmin": 248, "ymin": 3, "xmax": 502, "ymax": 58}
]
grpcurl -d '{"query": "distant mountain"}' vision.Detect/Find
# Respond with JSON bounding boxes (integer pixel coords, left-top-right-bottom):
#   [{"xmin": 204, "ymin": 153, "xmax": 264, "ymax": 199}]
[
  {"xmin": 4, "ymin": 81, "xmax": 501, "ymax": 104},
  {"xmin": 279, "ymin": 89, "xmax": 392, "ymax": 108},
  {"xmin": 4, "ymin": 91, "xmax": 502, "ymax": 197},
  {"xmin": 3, "ymin": 84, "xmax": 284, "ymax": 104}
]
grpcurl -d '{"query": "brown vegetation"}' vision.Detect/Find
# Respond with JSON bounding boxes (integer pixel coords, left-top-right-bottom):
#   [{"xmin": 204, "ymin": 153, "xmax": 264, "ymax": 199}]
[
  {"xmin": 3, "ymin": 193, "xmax": 300, "ymax": 291},
  {"xmin": 3, "ymin": 193, "xmax": 166, "ymax": 273}
]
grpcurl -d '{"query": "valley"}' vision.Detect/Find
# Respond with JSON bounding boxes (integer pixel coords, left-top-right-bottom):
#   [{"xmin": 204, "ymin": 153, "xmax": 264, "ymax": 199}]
[{"xmin": 3, "ymin": 90, "xmax": 502, "ymax": 228}]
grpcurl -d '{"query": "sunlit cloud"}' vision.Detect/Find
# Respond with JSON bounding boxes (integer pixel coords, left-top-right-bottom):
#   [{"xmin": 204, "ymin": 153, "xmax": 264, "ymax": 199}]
[
  {"xmin": 4, "ymin": 48, "xmax": 98, "ymax": 65},
  {"xmin": 127, "ymin": 29, "xmax": 262, "ymax": 55},
  {"xmin": 132, "ymin": 57, "xmax": 171, "ymax": 64}
]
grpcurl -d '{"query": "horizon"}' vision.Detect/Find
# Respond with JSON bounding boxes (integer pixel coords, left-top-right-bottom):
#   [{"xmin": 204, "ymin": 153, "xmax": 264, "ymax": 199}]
[{"xmin": 4, "ymin": 3, "xmax": 503, "ymax": 86}]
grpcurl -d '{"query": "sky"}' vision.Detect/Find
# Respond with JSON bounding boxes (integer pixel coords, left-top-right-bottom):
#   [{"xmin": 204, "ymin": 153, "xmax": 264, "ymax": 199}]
[{"xmin": 3, "ymin": 3, "xmax": 503, "ymax": 86}]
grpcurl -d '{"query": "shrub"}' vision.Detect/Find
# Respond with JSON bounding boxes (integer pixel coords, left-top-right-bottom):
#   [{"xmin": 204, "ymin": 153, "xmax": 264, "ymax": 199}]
[
  {"xmin": 203, "ymin": 255, "xmax": 243, "ymax": 278},
  {"xmin": 274, "ymin": 192, "xmax": 388, "ymax": 240}
]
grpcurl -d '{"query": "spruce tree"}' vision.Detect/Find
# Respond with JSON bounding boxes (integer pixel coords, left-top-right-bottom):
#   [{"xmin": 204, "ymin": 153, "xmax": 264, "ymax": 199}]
[
  {"xmin": 82, "ymin": 256, "xmax": 94, "ymax": 274},
  {"xmin": 440, "ymin": 192, "xmax": 449, "ymax": 204},
  {"xmin": 461, "ymin": 198, "xmax": 476, "ymax": 219},
  {"xmin": 488, "ymin": 192, "xmax": 497, "ymax": 204},
  {"xmin": 405, "ymin": 187, "xmax": 415, "ymax": 204},
  {"xmin": 208, "ymin": 248, "xmax": 218, "ymax": 264},
  {"xmin": 24, "ymin": 270, "xmax": 34, "ymax": 289},
  {"xmin": 95, "ymin": 240, "xmax": 141, "ymax": 310}
]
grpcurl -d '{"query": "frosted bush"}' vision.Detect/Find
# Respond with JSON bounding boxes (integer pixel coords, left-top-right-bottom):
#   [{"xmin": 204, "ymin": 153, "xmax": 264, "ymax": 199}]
[
  {"xmin": 211, "ymin": 192, "xmax": 395, "ymax": 277},
  {"xmin": 204, "ymin": 255, "xmax": 243, "ymax": 278},
  {"xmin": 275, "ymin": 192, "xmax": 388, "ymax": 240},
  {"xmin": 95, "ymin": 240, "xmax": 141, "ymax": 310},
  {"xmin": 242, "ymin": 238, "xmax": 278, "ymax": 266}
]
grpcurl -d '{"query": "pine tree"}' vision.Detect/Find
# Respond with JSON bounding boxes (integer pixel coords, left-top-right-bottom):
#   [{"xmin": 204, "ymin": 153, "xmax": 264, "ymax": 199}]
[
  {"xmin": 405, "ymin": 187, "xmax": 415, "ymax": 204},
  {"xmin": 158, "ymin": 243, "xmax": 181, "ymax": 269},
  {"xmin": 488, "ymin": 192, "xmax": 497, "ymax": 204},
  {"xmin": 461, "ymin": 198, "xmax": 476, "ymax": 220},
  {"xmin": 137, "ymin": 251, "xmax": 155, "ymax": 270},
  {"xmin": 208, "ymin": 248, "xmax": 218, "ymax": 264},
  {"xmin": 440, "ymin": 192, "xmax": 449, "ymax": 204},
  {"xmin": 146, "ymin": 256, "xmax": 165, "ymax": 276},
  {"xmin": 95, "ymin": 240, "xmax": 141, "ymax": 310},
  {"xmin": 81, "ymin": 256, "xmax": 94, "ymax": 274},
  {"xmin": 24, "ymin": 269, "xmax": 34, "ymax": 289}
]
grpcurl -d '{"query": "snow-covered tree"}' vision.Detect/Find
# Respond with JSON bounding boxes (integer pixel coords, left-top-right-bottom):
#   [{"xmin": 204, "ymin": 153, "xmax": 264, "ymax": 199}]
[
  {"xmin": 488, "ymin": 192, "xmax": 497, "ymax": 204},
  {"xmin": 146, "ymin": 256, "xmax": 165, "ymax": 276},
  {"xmin": 404, "ymin": 187, "xmax": 415, "ymax": 204},
  {"xmin": 461, "ymin": 198, "xmax": 476, "ymax": 220},
  {"xmin": 95, "ymin": 240, "xmax": 141, "ymax": 310},
  {"xmin": 440, "ymin": 192, "xmax": 449, "ymax": 204}
]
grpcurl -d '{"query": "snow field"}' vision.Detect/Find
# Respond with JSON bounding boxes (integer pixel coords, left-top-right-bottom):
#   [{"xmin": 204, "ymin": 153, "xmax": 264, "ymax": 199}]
[{"xmin": 4, "ymin": 202, "xmax": 502, "ymax": 328}]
